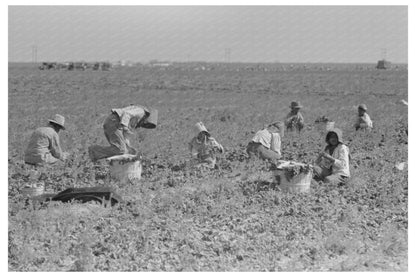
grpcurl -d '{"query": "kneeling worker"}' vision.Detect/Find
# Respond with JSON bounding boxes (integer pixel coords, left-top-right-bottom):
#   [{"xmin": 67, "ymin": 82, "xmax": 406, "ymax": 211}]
[
  {"xmin": 246, "ymin": 121, "xmax": 284, "ymax": 161},
  {"xmin": 189, "ymin": 122, "xmax": 224, "ymax": 169},
  {"xmin": 24, "ymin": 114, "xmax": 68, "ymax": 165},
  {"xmin": 313, "ymin": 128, "xmax": 350, "ymax": 185}
]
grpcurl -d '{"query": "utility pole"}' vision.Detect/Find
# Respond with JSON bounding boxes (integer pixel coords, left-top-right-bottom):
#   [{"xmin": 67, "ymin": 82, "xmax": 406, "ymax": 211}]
[
  {"xmin": 224, "ymin": 48, "xmax": 231, "ymax": 63},
  {"xmin": 381, "ymin": 48, "xmax": 387, "ymax": 60},
  {"xmin": 32, "ymin": 45, "xmax": 38, "ymax": 64}
]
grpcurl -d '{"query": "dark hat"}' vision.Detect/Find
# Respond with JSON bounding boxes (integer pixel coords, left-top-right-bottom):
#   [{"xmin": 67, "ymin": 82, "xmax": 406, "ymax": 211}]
[
  {"xmin": 358, "ymin": 104, "xmax": 367, "ymax": 111},
  {"xmin": 141, "ymin": 107, "xmax": 158, "ymax": 129},
  {"xmin": 290, "ymin": 101, "xmax": 303, "ymax": 109},
  {"xmin": 325, "ymin": 128, "xmax": 343, "ymax": 144}
]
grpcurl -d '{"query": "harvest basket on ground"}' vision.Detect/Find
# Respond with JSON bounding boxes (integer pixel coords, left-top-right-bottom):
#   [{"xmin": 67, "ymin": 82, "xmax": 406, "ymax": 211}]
[
  {"xmin": 20, "ymin": 183, "xmax": 45, "ymax": 197},
  {"xmin": 106, "ymin": 154, "xmax": 142, "ymax": 184},
  {"xmin": 272, "ymin": 161, "xmax": 313, "ymax": 193},
  {"xmin": 314, "ymin": 116, "xmax": 334, "ymax": 133}
]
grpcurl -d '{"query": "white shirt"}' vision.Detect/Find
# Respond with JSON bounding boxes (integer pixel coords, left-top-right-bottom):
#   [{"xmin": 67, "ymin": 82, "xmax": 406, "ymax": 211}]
[
  {"xmin": 355, "ymin": 113, "xmax": 373, "ymax": 129},
  {"xmin": 112, "ymin": 106, "xmax": 147, "ymax": 132},
  {"xmin": 322, "ymin": 144, "xmax": 350, "ymax": 177},
  {"xmin": 251, "ymin": 129, "xmax": 282, "ymax": 156},
  {"xmin": 24, "ymin": 126, "xmax": 64, "ymax": 164}
]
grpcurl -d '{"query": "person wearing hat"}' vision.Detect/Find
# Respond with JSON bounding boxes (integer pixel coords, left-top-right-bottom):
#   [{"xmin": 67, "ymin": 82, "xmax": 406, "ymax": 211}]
[
  {"xmin": 188, "ymin": 122, "xmax": 224, "ymax": 169},
  {"xmin": 88, "ymin": 105, "xmax": 158, "ymax": 162},
  {"xmin": 354, "ymin": 104, "xmax": 373, "ymax": 131},
  {"xmin": 285, "ymin": 101, "xmax": 305, "ymax": 132},
  {"xmin": 24, "ymin": 114, "xmax": 69, "ymax": 165},
  {"xmin": 246, "ymin": 121, "xmax": 284, "ymax": 161},
  {"xmin": 313, "ymin": 128, "xmax": 350, "ymax": 185}
]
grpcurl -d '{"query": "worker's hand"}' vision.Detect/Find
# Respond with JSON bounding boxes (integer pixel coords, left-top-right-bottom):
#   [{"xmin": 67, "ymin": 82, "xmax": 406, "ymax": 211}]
[
  {"xmin": 62, "ymin": 152, "xmax": 70, "ymax": 161},
  {"xmin": 321, "ymin": 152, "xmax": 334, "ymax": 161},
  {"xmin": 122, "ymin": 127, "xmax": 134, "ymax": 136},
  {"xmin": 126, "ymin": 145, "xmax": 137, "ymax": 155}
]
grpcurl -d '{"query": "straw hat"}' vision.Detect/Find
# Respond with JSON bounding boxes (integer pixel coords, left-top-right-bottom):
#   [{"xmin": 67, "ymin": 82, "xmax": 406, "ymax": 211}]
[
  {"xmin": 48, "ymin": 114, "xmax": 65, "ymax": 130},
  {"xmin": 270, "ymin": 121, "xmax": 284, "ymax": 129},
  {"xmin": 194, "ymin": 122, "xmax": 209, "ymax": 136},
  {"xmin": 290, "ymin": 101, "xmax": 303, "ymax": 109},
  {"xmin": 358, "ymin": 104, "xmax": 367, "ymax": 111},
  {"xmin": 141, "ymin": 107, "xmax": 158, "ymax": 129},
  {"xmin": 269, "ymin": 121, "xmax": 284, "ymax": 137}
]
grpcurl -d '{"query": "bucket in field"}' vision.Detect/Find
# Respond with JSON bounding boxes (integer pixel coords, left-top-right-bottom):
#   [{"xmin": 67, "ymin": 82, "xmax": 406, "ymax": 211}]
[
  {"xmin": 21, "ymin": 183, "xmax": 45, "ymax": 197},
  {"xmin": 106, "ymin": 154, "xmax": 142, "ymax": 184},
  {"xmin": 273, "ymin": 161, "xmax": 313, "ymax": 193},
  {"xmin": 315, "ymin": 121, "xmax": 335, "ymax": 133}
]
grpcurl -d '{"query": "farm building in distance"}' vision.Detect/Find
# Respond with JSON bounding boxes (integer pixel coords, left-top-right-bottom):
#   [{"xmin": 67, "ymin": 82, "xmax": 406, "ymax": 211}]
[{"xmin": 376, "ymin": 59, "xmax": 391, "ymax": 69}]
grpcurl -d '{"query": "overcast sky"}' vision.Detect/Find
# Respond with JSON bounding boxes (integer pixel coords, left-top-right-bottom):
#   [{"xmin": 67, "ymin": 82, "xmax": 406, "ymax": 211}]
[{"xmin": 8, "ymin": 5, "xmax": 408, "ymax": 63}]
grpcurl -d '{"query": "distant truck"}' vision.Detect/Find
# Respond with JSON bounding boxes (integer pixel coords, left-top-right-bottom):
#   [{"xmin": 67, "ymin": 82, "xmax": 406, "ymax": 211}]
[
  {"xmin": 376, "ymin": 59, "xmax": 391, "ymax": 70},
  {"xmin": 39, "ymin": 62, "xmax": 57, "ymax": 70},
  {"xmin": 92, "ymin": 62, "xmax": 111, "ymax": 71}
]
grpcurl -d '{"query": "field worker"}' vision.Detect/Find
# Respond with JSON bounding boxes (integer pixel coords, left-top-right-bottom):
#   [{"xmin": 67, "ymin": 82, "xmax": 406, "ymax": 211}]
[
  {"xmin": 313, "ymin": 128, "xmax": 350, "ymax": 185},
  {"xmin": 246, "ymin": 121, "xmax": 284, "ymax": 161},
  {"xmin": 285, "ymin": 101, "xmax": 305, "ymax": 132},
  {"xmin": 189, "ymin": 122, "xmax": 224, "ymax": 169},
  {"xmin": 24, "ymin": 114, "xmax": 69, "ymax": 165},
  {"xmin": 88, "ymin": 105, "xmax": 158, "ymax": 162},
  {"xmin": 354, "ymin": 104, "xmax": 373, "ymax": 131}
]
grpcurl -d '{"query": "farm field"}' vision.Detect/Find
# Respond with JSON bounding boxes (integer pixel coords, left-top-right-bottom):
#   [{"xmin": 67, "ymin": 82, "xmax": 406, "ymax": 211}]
[{"xmin": 8, "ymin": 64, "xmax": 408, "ymax": 271}]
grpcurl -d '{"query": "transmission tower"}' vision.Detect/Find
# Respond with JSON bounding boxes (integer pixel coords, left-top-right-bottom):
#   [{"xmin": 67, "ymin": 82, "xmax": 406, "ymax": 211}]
[
  {"xmin": 224, "ymin": 48, "xmax": 231, "ymax": 63},
  {"xmin": 32, "ymin": 45, "xmax": 38, "ymax": 63},
  {"xmin": 381, "ymin": 48, "xmax": 387, "ymax": 60}
]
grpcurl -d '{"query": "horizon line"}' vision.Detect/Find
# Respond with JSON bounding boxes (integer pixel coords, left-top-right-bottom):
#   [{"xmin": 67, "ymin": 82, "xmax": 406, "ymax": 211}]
[{"xmin": 8, "ymin": 61, "xmax": 408, "ymax": 65}]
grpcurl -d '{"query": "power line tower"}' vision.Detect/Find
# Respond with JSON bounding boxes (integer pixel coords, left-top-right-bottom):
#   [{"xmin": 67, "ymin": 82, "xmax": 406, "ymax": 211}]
[
  {"xmin": 224, "ymin": 48, "xmax": 231, "ymax": 63},
  {"xmin": 381, "ymin": 48, "xmax": 387, "ymax": 60},
  {"xmin": 32, "ymin": 45, "xmax": 38, "ymax": 63}
]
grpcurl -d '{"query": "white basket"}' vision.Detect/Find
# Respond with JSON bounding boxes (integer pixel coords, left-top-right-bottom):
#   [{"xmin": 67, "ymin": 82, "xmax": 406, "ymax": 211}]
[
  {"xmin": 273, "ymin": 161, "xmax": 313, "ymax": 193},
  {"xmin": 107, "ymin": 154, "xmax": 142, "ymax": 184},
  {"xmin": 315, "ymin": 121, "xmax": 335, "ymax": 133},
  {"xmin": 21, "ymin": 184, "xmax": 45, "ymax": 197}
]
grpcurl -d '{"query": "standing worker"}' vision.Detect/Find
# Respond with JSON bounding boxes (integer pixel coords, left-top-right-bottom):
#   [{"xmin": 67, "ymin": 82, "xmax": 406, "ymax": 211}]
[
  {"xmin": 285, "ymin": 101, "xmax": 305, "ymax": 132},
  {"xmin": 246, "ymin": 121, "xmax": 284, "ymax": 161},
  {"xmin": 88, "ymin": 105, "xmax": 158, "ymax": 162},
  {"xmin": 24, "ymin": 114, "xmax": 68, "ymax": 165}
]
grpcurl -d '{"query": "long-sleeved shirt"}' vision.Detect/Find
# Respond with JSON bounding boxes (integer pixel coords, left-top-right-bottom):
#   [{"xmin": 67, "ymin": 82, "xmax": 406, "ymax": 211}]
[
  {"xmin": 354, "ymin": 113, "xmax": 373, "ymax": 129},
  {"xmin": 112, "ymin": 106, "xmax": 147, "ymax": 133},
  {"xmin": 251, "ymin": 129, "xmax": 282, "ymax": 156},
  {"xmin": 189, "ymin": 136, "xmax": 224, "ymax": 161},
  {"xmin": 285, "ymin": 111, "xmax": 304, "ymax": 131},
  {"xmin": 317, "ymin": 144, "xmax": 350, "ymax": 177},
  {"xmin": 24, "ymin": 126, "xmax": 64, "ymax": 164}
]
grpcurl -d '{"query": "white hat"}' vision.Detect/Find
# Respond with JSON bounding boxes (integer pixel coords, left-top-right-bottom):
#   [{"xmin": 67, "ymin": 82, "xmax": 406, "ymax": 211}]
[
  {"xmin": 194, "ymin": 122, "xmax": 209, "ymax": 136},
  {"xmin": 48, "ymin": 114, "xmax": 65, "ymax": 130}
]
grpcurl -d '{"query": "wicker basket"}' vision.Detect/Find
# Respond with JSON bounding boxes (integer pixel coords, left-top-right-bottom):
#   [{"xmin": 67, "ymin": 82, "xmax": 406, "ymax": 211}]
[
  {"xmin": 315, "ymin": 121, "xmax": 335, "ymax": 133},
  {"xmin": 21, "ymin": 183, "xmax": 45, "ymax": 197},
  {"xmin": 107, "ymin": 154, "xmax": 142, "ymax": 184},
  {"xmin": 273, "ymin": 161, "xmax": 313, "ymax": 193}
]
